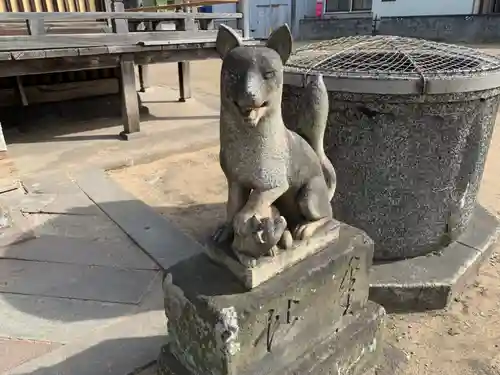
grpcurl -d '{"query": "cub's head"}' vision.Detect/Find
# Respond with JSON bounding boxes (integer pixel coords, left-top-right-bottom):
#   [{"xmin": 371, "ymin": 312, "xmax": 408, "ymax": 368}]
[{"xmin": 216, "ymin": 24, "xmax": 293, "ymax": 126}]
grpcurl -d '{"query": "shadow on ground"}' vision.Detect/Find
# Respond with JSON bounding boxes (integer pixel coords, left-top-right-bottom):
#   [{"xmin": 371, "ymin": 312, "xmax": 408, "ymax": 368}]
[
  {"xmin": 1, "ymin": 94, "xmax": 219, "ymax": 144},
  {"xmin": 16, "ymin": 336, "xmax": 164, "ymax": 375},
  {"xmin": 0, "ymin": 200, "xmax": 226, "ymax": 323}
]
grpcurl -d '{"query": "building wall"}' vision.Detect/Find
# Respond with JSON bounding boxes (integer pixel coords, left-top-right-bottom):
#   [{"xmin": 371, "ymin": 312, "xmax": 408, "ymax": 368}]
[
  {"xmin": 378, "ymin": 14, "xmax": 500, "ymax": 43},
  {"xmin": 299, "ymin": 16, "xmax": 373, "ymax": 40},
  {"xmin": 372, "ymin": 0, "xmax": 475, "ymax": 18},
  {"xmin": 293, "ymin": 0, "xmax": 317, "ymax": 37}
]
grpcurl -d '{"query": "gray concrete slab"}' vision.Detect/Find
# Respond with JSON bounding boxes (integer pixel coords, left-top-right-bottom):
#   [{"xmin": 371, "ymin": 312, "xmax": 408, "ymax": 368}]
[
  {"xmin": 7, "ymin": 277, "xmax": 166, "ymax": 375},
  {"xmin": 0, "ymin": 259, "xmax": 159, "ymax": 304},
  {"xmin": 27, "ymin": 211, "xmax": 133, "ymax": 242},
  {"xmin": 1, "ymin": 235, "xmax": 157, "ymax": 270},
  {"xmin": 0, "ymin": 294, "xmax": 134, "ymax": 343},
  {"xmin": 0, "ymin": 170, "xmax": 165, "ymax": 347},
  {"xmin": 0, "ymin": 338, "xmax": 61, "ymax": 374},
  {"xmin": 17, "ymin": 192, "xmax": 104, "ymax": 216},
  {"xmin": 72, "ymin": 169, "xmax": 205, "ymax": 270},
  {"xmin": 0, "ymin": 267, "xmax": 163, "ymax": 344},
  {"xmin": 0, "ymin": 203, "xmax": 36, "ymax": 248},
  {"xmin": 8, "ymin": 333, "xmax": 165, "ymax": 375},
  {"xmin": 21, "ymin": 171, "xmax": 83, "ymax": 195},
  {"xmin": 0, "ymin": 172, "xmax": 158, "ymax": 270}
]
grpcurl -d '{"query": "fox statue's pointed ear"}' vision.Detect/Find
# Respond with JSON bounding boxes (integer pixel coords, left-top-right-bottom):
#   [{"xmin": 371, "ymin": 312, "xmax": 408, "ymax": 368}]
[
  {"xmin": 266, "ymin": 24, "xmax": 293, "ymax": 64},
  {"xmin": 216, "ymin": 24, "xmax": 243, "ymax": 59}
]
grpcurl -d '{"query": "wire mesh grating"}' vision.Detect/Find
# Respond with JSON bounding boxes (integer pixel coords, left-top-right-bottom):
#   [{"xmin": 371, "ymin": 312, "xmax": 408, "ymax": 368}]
[{"xmin": 286, "ymin": 35, "xmax": 500, "ymax": 80}]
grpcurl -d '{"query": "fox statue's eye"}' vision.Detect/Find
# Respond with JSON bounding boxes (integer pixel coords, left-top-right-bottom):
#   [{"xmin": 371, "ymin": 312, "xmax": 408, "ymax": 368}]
[{"xmin": 264, "ymin": 71, "xmax": 276, "ymax": 79}]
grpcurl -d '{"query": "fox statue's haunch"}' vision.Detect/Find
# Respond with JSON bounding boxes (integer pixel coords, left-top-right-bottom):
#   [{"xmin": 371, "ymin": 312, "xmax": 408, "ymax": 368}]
[{"xmin": 213, "ymin": 24, "xmax": 337, "ymax": 260}]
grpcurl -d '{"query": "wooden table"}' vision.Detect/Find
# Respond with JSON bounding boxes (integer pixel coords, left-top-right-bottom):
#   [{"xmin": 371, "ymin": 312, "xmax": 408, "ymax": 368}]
[{"xmin": 0, "ymin": 5, "xmax": 247, "ymax": 139}]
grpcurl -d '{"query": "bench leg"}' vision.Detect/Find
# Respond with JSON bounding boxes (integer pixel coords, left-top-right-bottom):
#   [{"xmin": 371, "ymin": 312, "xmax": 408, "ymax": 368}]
[
  {"xmin": 15, "ymin": 76, "xmax": 28, "ymax": 106},
  {"xmin": 119, "ymin": 55, "xmax": 140, "ymax": 140},
  {"xmin": 177, "ymin": 61, "xmax": 191, "ymax": 102},
  {"xmin": 138, "ymin": 65, "xmax": 149, "ymax": 93}
]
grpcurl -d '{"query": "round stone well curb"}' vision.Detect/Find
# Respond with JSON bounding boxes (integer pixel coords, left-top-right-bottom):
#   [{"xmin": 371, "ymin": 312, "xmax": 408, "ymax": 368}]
[{"xmin": 282, "ymin": 36, "xmax": 500, "ymax": 311}]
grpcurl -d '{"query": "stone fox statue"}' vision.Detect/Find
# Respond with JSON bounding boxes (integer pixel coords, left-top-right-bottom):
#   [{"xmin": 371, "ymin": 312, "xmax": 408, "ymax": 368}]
[{"xmin": 213, "ymin": 24, "xmax": 337, "ymax": 257}]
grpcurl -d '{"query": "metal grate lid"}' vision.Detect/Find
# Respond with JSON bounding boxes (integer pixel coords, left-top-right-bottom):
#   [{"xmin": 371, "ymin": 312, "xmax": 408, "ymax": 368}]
[{"xmin": 284, "ymin": 35, "xmax": 500, "ymax": 95}]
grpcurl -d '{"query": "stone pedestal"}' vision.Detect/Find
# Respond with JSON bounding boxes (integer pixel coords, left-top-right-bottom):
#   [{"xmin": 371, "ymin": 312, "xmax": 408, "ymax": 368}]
[{"xmin": 157, "ymin": 223, "xmax": 385, "ymax": 375}]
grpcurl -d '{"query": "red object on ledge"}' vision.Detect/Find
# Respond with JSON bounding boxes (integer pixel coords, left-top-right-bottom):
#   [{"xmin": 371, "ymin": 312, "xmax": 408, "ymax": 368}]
[{"xmin": 315, "ymin": 0, "xmax": 323, "ymax": 17}]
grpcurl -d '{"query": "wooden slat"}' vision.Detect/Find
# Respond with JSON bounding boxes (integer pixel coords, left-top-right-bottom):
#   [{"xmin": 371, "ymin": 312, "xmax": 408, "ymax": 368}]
[
  {"xmin": 46, "ymin": 0, "xmax": 55, "ymax": 12},
  {"xmin": 56, "ymin": 0, "xmax": 65, "ymax": 11},
  {"xmin": 0, "ymin": 46, "xmax": 223, "ymax": 77},
  {"xmin": 127, "ymin": 0, "xmax": 238, "ymax": 12},
  {"xmin": 10, "ymin": 0, "xmax": 20, "ymax": 12},
  {"xmin": 0, "ymin": 77, "xmax": 119, "ymax": 107},
  {"xmin": 66, "ymin": 0, "xmax": 76, "ymax": 12},
  {"xmin": 34, "ymin": 0, "xmax": 44, "ymax": 11},
  {"xmin": 88, "ymin": 0, "xmax": 96, "ymax": 11},
  {"xmin": 0, "ymin": 30, "xmax": 225, "ymax": 51},
  {"xmin": 0, "ymin": 54, "xmax": 121, "ymax": 77},
  {"xmin": 0, "ymin": 21, "xmax": 111, "ymax": 36},
  {"xmin": 0, "ymin": 0, "xmax": 6, "ymax": 12},
  {"xmin": 0, "ymin": 11, "xmax": 242, "ymax": 21},
  {"xmin": 21, "ymin": 0, "xmax": 32, "ymax": 11},
  {"xmin": 77, "ymin": 0, "xmax": 85, "ymax": 11}
]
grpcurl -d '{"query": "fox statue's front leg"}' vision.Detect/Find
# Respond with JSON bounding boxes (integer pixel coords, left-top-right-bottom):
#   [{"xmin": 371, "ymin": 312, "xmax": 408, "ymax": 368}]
[
  {"xmin": 232, "ymin": 183, "xmax": 290, "ymax": 237},
  {"xmin": 213, "ymin": 181, "xmax": 250, "ymax": 244}
]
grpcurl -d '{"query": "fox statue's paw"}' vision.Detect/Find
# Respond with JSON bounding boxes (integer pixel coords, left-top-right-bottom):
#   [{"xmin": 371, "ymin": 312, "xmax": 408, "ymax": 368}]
[
  {"xmin": 293, "ymin": 218, "xmax": 336, "ymax": 241},
  {"xmin": 233, "ymin": 209, "xmax": 256, "ymax": 237}
]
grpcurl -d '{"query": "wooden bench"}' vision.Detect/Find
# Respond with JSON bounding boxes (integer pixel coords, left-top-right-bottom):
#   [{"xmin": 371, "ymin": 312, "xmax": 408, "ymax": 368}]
[
  {"xmin": 0, "ymin": 0, "xmax": 116, "ymax": 108},
  {"xmin": 0, "ymin": 5, "xmax": 250, "ymax": 139}
]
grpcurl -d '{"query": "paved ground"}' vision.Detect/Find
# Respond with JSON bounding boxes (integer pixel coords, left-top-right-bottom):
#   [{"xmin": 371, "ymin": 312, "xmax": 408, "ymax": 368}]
[
  {"xmin": 0, "ymin": 168, "xmax": 207, "ymax": 374},
  {"xmin": 1, "ymin": 43, "xmax": 500, "ymax": 374}
]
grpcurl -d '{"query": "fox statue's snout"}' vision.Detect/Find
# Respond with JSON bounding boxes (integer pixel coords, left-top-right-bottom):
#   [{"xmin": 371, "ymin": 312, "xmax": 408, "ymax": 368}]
[
  {"xmin": 225, "ymin": 58, "xmax": 284, "ymax": 126},
  {"xmin": 232, "ymin": 72, "xmax": 275, "ymax": 126}
]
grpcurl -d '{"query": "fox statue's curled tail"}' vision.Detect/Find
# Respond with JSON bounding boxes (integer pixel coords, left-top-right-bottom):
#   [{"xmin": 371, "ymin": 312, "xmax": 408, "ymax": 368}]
[{"xmin": 295, "ymin": 75, "xmax": 336, "ymax": 201}]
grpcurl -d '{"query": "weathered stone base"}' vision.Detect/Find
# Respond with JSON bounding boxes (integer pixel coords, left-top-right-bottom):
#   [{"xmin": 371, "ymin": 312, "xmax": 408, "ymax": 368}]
[
  {"xmin": 158, "ymin": 301, "xmax": 385, "ymax": 375},
  {"xmin": 369, "ymin": 205, "xmax": 500, "ymax": 312},
  {"xmin": 159, "ymin": 223, "xmax": 383, "ymax": 375},
  {"xmin": 282, "ymin": 301, "xmax": 385, "ymax": 375}
]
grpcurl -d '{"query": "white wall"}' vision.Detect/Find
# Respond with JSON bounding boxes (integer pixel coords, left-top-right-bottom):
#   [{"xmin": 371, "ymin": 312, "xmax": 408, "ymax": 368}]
[{"xmin": 372, "ymin": 0, "xmax": 475, "ymax": 18}]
